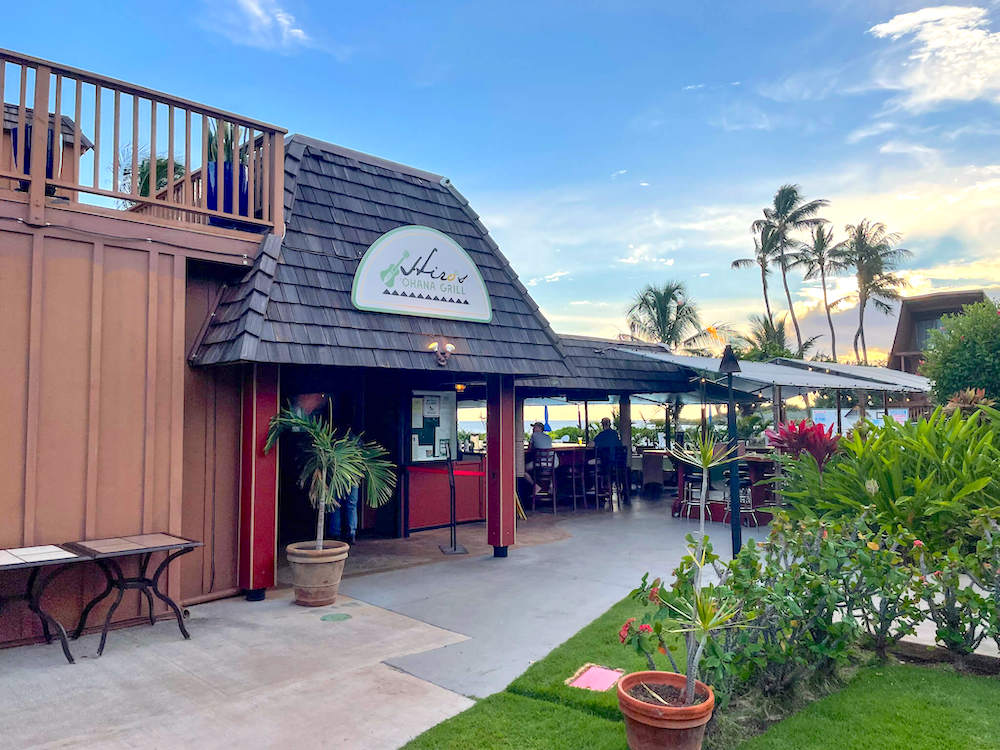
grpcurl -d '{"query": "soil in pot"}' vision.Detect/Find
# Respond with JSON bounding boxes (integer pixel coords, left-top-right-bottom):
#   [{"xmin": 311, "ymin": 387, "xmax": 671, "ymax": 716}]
[
  {"xmin": 627, "ymin": 682, "xmax": 710, "ymax": 708},
  {"xmin": 618, "ymin": 671, "xmax": 715, "ymax": 750},
  {"xmin": 286, "ymin": 540, "xmax": 349, "ymax": 607}
]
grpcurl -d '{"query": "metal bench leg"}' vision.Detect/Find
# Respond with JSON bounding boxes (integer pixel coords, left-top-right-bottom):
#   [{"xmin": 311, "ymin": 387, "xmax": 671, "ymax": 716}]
[
  {"xmin": 27, "ymin": 566, "xmax": 77, "ymax": 664},
  {"xmin": 73, "ymin": 559, "xmax": 115, "ymax": 639},
  {"xmin": 150, "ymin": 548, "xmax": 194, "ymax": 640}
]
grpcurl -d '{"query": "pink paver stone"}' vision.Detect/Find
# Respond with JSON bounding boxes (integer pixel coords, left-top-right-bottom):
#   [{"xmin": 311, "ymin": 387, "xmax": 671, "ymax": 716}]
[{"xmin": 567, "ymin": 664, "xmax": 625, "ymax": 691}]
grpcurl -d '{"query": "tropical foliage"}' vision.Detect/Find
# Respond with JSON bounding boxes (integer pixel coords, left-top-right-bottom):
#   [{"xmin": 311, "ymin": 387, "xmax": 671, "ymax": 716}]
[
  {"xmin": 843, "ymin": 220, "xmax": 911, "ymax": 364},
  {"xmin": 732, "ymin": 224, "xmax": 779, "ymax": 324},
  {"xmin": 764, "ymin": 419, "xmax": 840, "ymax": 470},
  {"xmin": 626, "ymin": 281, "xmax": 702, "ymax": 349},
  {"xmin": 750, "ymin": 185, "xmax": 828, "ymax": 353},
  {"xmin": 921, "ymin": 299, "xmax": 1000, "ymax": 405},
  {"xmin": 790, "ymin": 226, "xmax": 850, "ymax": 362},
  {"xmin": 265, "ymin": 405, "xmax": 397, "ymax": 549},
  {"xmin": 735, "ymin": 314, "xmax": 818, "ymax": 361},
  {"xmin": 778, "ymin": 406, "xmax": 1000, "ymax": 555}
]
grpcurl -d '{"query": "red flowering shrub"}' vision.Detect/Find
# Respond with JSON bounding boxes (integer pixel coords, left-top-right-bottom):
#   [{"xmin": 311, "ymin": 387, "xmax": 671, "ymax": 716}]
[{"xmin": 765, "ymin": 419, "xmax": 840, "ymax": 470}]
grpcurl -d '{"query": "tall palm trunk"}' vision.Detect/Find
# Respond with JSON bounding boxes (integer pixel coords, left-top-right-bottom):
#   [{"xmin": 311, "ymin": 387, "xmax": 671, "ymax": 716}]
[
  {"xmin": 760, "ymin": 265, "xmax": 774, "ymax": 324},
  {"xmin": 778, "ymin": 247, "xmax": 803, "ymax": 351},
  {"xmin": 820, "ymin": 266, "xmax": 837, "ymax": 362},
  {"xmin": 854, "ymin": 291, "xmax": 867, "ymax": 364}
]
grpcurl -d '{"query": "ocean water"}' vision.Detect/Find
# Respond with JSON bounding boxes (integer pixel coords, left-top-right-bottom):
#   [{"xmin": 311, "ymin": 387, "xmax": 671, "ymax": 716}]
[{"xmin": 459, "ymin": 419, "xmax": 583, "ymax": 434}]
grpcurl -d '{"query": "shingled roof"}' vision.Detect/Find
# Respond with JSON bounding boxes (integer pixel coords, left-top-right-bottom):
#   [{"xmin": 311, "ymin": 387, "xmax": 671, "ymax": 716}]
[
  {"xmin": 517, "ymin": 335, "xmax": 695, "ymax": 396},
  {"xmin": 191, "ymin": 134, "xmax": 568, "ymax": 376}
]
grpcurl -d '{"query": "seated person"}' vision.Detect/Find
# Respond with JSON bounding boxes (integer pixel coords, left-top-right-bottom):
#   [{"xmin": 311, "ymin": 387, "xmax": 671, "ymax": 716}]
[
  {"xmin": 592, "ymin": 417, "xmax": 623, "ymax": 449},
  {"xmin": 525, "ymin": 422, "xmax": 556, "ymax": 488}
]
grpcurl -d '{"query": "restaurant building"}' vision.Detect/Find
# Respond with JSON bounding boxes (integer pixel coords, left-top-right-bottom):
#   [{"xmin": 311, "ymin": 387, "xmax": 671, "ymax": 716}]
[{"xmin": 0, "ymin": 50, "xmax": 568, "ymax": 647}]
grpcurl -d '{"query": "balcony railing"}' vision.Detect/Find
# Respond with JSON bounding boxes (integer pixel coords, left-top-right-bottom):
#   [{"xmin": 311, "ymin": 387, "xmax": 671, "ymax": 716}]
[{"xmin": 1, "ymin": 48, "xmax": 285, "ymax": 233}]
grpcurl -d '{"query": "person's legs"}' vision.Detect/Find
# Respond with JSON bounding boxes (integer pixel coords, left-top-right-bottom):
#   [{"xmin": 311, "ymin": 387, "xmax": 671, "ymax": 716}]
[
  {"xmin": 325, "ymin": 504, "xmax": 342, "ymax": 539},
  {"xmin": 344, "ymin": 485, "xmax": 359, "ymax": 543}
]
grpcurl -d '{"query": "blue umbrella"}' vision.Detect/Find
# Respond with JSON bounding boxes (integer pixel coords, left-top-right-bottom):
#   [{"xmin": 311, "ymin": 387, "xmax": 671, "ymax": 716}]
[{"xmin": 543, "ymin": 405, "xmax": 552, "ymax": 431}]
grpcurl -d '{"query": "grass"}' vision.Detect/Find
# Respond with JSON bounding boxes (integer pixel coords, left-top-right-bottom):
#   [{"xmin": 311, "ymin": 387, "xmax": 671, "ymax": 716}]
[
  {"xmin": 740, "ymin": 663, "xmax": 1000, "ymax": 750},
  {"xmin": 404, "ymin": 598, "xmax": 1000, "ymax": 750},
  {"xmin": 507, "ymin": 596, "xmax": 681, "ymax": 721},
  {"xmin": 403, "ymin": 692, "xmax": 626, "ymax": 750}
]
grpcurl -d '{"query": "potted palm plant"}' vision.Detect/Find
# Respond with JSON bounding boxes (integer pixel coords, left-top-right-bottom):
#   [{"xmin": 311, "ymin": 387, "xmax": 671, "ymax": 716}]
[
  {"xmin": 618, "ymin": 539, "xmax": 742, "ymax": 750},
  {"xmin": 265, "ymin": 405, "xmax": 397, "ymax": 606},
  {"xmin": 205, "ymin": 121, "xmax": 250, "ymax": 225}
]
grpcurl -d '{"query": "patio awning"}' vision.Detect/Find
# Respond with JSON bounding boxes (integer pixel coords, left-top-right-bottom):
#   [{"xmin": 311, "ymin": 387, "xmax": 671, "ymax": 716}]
[
  {"xmin": 616, "ymin": 347, "xmax": 931, "ymax": 399},
  {"xmin": 771, "ymin": 358, "xmax": 932, "ymax": 392}
]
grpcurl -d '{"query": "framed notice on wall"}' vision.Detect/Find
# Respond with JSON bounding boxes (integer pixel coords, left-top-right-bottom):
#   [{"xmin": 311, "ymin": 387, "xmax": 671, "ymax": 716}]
[{"xmin": 410, "ymin": 390, "xmax": 457, "ymax": 463}]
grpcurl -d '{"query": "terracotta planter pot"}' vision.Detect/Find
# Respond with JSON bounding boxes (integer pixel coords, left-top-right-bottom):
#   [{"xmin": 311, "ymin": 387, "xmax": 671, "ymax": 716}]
[
  {"xmin": 285, "ymin": 540, "xmax": 349, "ymax": 606},
  {"xmin": 617, "ymin": 671, "xmax": 715, "ymax": 750}
]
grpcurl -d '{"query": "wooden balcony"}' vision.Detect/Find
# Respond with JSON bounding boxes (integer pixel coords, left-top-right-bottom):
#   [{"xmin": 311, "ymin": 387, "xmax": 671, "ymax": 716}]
[{"xmin": 0, "ymin": 48, "xmax": 286, "ymax": 235}]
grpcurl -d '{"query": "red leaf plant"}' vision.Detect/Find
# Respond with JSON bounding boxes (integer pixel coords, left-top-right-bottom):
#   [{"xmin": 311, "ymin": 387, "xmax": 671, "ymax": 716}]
[{"xmin": 765, "ymin": 419, "xmax": 840, "ymax": 470}]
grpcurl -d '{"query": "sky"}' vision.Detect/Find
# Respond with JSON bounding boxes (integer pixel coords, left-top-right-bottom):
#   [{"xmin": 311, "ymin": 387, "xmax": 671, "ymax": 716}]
[{"xmin": 7, "ymin": 1, "xmax": 1000, "ymax": 362}]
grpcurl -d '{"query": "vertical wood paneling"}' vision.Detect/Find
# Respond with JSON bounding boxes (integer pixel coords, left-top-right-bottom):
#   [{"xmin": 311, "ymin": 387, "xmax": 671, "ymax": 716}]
[
  {"xmin": 141, "ymin": 251, "xmax": 159, "ymax": 533},
  {"xmin": 1, "ymin": 220, "xmax": 253, "ymax": 646},
  {"xmin": 0, "ymin": 231, "xmax": 32, "ymax": 549},
  {"xmin": 21, "ymin": 233, "xmax": 44, "ymax": 546},
  {"xmin": 84, "ymin": 241, "xmax": 104, "ymax": 540},
  {"xmin": 36, "ymin": 238, "xmax": 91, "ymax": 543}
]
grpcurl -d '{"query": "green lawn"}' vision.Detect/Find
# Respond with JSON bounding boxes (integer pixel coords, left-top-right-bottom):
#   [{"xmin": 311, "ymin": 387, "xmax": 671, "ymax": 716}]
[
  {"xmin": 741, "ymin": 663, "xmax": 1000, "ymax": 750},
  {"xmin": 404, "ymin": 598, "xmax": 1000, "ymax": 750}
]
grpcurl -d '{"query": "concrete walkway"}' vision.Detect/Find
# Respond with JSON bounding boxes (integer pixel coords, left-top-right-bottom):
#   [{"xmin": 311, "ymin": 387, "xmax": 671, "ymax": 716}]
[
  {"xmin": 341, "ymin": 498, "xmax": 767, "ymax": 699},
  {"xmin": 0, "ymin": 591, "xmax": 472, "ymax": 749}
]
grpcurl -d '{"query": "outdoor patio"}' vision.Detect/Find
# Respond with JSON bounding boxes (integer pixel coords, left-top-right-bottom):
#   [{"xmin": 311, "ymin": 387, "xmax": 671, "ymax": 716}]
[{"xmin": 0, "ymin": 497, "xmax": 765, "ymax": 748}]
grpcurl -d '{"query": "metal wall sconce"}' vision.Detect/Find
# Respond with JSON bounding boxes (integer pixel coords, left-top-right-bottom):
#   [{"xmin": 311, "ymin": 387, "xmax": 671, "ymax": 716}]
[{"xmin": 428, "ymin": 340, "xmax": 456, "ymax": 366}]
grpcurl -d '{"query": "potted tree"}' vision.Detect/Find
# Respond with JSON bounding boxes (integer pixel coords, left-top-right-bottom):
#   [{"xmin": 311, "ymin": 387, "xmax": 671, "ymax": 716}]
[
  {"xmin": 205, "ymin": 121, "xmax": 250, "ymax": 226},
  {"xmin": 617, "ymin": 433, "xmax": 739, "ymax": 750},
  {"xmin": 618, "ymin": 540, "xmax": 741, "ymax": 750},
  {"xmin": 265, "ymin": 405, "xmax": 396, "ymax": 606}
]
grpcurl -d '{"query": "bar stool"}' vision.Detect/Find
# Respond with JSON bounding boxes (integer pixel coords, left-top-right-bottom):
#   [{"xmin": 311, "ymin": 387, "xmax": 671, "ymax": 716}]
[{"xmin": 531, "ymin": 449, "xmax": 558, "ymax": 514}]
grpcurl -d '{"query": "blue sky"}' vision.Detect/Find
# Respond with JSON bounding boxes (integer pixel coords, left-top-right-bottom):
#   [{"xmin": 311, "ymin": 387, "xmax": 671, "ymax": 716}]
[{"xmin": 7, "ymin": 1, "xmax": 1000, "ymax": 359}]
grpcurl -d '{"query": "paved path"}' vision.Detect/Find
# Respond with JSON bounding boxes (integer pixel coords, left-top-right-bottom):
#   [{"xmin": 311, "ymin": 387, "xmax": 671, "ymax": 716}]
[
  {"xmin": 0, "ymin": 591, "xmax": 472, "ymax": 749},
  {"xmin": 342, "ymin": 498, "xmax": 767, "ymax": 699}
]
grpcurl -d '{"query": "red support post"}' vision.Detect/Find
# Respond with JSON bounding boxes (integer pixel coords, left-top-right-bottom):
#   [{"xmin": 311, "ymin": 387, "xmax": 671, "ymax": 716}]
[
  {"xmin": 239, "ymin": 363, "xmax": 280, "ymax": 597},
  {"xmin": 486, "ymin": 374, "xmax": 516, "ymax": 556}
]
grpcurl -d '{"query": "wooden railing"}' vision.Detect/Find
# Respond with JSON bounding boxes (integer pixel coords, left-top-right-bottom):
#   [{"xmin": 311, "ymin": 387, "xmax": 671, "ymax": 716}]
[{"xmin": 0, "ymin": 48, "xmax": 285, "ymax": 233}]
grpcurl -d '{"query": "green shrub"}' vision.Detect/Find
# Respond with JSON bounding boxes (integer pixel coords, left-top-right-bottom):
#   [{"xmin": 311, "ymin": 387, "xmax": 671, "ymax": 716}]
[
  {"xmin": 779, "ymin": 407, "xmax": 1000, "ymax": 554},
  {"xmin": 921, "ymin": 299, "xmax": 1000, "ymax": 405}
]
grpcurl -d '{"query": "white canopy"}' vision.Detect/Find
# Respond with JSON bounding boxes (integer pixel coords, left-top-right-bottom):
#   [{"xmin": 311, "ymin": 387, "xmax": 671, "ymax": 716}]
[{"xmin": 616, "ymin": 347, "xmax": 930, "ymax": 399}]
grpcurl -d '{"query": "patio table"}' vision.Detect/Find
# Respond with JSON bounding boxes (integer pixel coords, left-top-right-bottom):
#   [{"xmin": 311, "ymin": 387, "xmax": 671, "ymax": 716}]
[
  {"xmin": 63, "ymin": 533, "xmax": 202, "ymax": 657},
  {"xmin": 0, "ymin": 545, "xmax": 92, "ymax": 664}
]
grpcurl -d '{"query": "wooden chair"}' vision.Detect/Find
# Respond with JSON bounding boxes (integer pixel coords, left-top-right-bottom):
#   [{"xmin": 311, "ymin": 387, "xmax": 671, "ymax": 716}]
[
  {"xmin": 558, "ymin": 448, "xmax": 587, "ymax": 511},
  {"xmin": 530, "ymin": 449, "xmax": 558, "ymax": 514},
  {"xmin": 591, "ymin": 447, "xmax": 615, "ymax": 511}
]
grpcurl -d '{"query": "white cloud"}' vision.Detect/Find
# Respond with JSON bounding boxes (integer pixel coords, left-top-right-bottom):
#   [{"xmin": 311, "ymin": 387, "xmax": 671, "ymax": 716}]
[
  {"xmin": 709, "ymin": 101, "xmax": 775, "ymax": 131},
  {"xmin": 202, "ymin": 0, "xmax": 348, "ymax": 55},
  {"xmin": 846, "ymin": 121, "xmax": 896, "ymax": 143},
  {"xmin": 617, "ymin": 241, "xmax": 680, "ymax": 266},
  {"xmin": 698, "ymin": 272, "xmax": 710, "ymax": 277},
  {"xmin": 527, "ymin": 270, "xmax": 570, "ymax": 286},
  {"xmin": 878, "ymin": 140, "xmax": 942, "ymax": 167},
  {"xmin": 610, "ymin": 169, "xmax": 628, "ymax": 179},
  {"xmin": 682, "ymin": 84, "xmax": 705, "ymax": 91},
  {"xmin": 869, "ymin": 5, "xmax": 1000, "ymax": 111},
  {"xmin": 639, "ymin": 181, "xmax": 650, "ymax": 187},
  {"xmin": 757, "ymin": 66, "xmax": 849, "ymax": 102}
]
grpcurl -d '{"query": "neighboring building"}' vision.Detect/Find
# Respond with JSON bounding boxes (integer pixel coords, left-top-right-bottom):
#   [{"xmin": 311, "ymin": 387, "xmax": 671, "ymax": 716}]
[{"xmin": 887, "ymin": 290, "xmax": 988, "ymax": 374}]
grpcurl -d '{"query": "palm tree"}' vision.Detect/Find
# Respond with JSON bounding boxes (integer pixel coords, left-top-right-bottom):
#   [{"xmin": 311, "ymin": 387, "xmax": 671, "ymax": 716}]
[
  {"xmin": 752, "ymin": 185, "xmax": 829, "ymax": 352},
  {"xmin": 732, "ymin": 223, "xmax": 779, "ymax": 324},
  {"xmin": 789, "ymin": 226, "xmax": 850, "ymax": 362},
  {"xmin": 843, "ymin": 220, "xmax": 911, "ymax": 364},
  {"xmin": 738, "ymin": 313, "xmax": 820, "ymax": 361},
  {"xmin": 627, "ymin": 282, "xmax": 702, "ymax": 349}
]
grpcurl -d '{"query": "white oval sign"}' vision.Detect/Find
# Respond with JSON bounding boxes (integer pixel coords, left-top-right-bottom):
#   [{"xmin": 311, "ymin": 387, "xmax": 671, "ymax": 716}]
[{"xmin": 351, "ymin": 225, "xmax": 493, "ymax": 323}]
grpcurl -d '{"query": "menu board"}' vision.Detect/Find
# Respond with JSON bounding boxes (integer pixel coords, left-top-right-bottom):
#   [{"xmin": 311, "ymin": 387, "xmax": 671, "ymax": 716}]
[{"xmin": 410, "ymin": 390, "xmax": 458, "ymax": 462}]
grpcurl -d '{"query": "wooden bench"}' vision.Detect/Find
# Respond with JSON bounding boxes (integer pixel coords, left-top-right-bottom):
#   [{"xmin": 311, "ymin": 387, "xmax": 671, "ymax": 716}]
[{"xmin": 0, "ymin": 533, "xmax": 201, "ymax": 664}]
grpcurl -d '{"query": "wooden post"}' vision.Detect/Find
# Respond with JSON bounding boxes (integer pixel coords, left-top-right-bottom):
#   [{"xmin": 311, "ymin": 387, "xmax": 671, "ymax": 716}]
[
  {"xmin": 835, "ymin": 390, "xmax": 843, "ymax": 435},
  {"xmin": 239, "ymin": 363, "xmax": 280, "ymax": 598},
  {"xmin": 514, "ymin": 393, "xmax": 525, "ymax": 478},
  {"xmin": 28, "ymin": 65, "xmax": 51, "ymax": 225},
  {"xmin": 584, "ymin": 401, "xmax": 590, "ymax": 443},
  {"xmin": 486, "ymin": 374, "xmax": 515, "ymax": 556},
  {"xmin": 619, "ymin": 395, "xmax": 632, "ymax": 452},
  {"xmin": 771, "ymin": 385, "xmax": 782, "ymax": 427},
  {"xmin": 270, "ymin": 132, "xmax": 285, "ymax": 235}
]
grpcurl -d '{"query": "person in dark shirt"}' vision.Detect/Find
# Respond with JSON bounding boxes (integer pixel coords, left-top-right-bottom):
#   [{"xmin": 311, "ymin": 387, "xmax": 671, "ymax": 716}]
[{"xmin": 592, "ymin": 417, "xmax": 623, "ymax": 449}]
